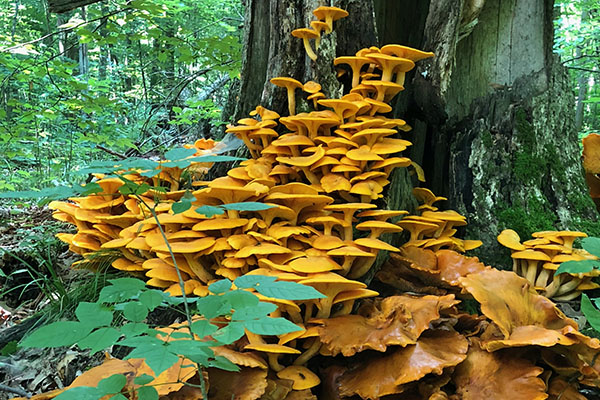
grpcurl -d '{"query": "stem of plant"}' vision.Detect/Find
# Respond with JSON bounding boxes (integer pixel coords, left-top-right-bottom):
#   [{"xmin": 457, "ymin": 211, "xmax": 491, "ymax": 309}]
[{"xmin": 138, "ymin": 196, "xmax": 208, "ymax": 399}]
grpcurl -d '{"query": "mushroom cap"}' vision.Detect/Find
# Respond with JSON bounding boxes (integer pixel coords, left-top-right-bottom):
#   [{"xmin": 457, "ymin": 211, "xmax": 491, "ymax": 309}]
[
  {"xmin": 497, "ymin": 229, "xmax": 526, "ymax": 251},
  {"xmin": 320, "ymin": 174, "xmax": 352, "ymax": 193},
  {"xmin": 303, "ymin": 80, "xmax": 322, "ymax": 94},
  {"xmin": 327, "ymin": 245, "xmax": 375, "ymax": 258},
  {"xmin": 310, "ymin": 20, "xmax": 329, "ymax": 34},
  {"xmin": 412, "ymin": 187, "xmax": 447, "ymax": 204},
  {"xmin": 291, "ymin": 28, "xmax": 320, "ymax": 40},
  {"xmin": 380, "ymin": 44, "xmax": 435, "ymax": 62},
  {"xmin": 354, "ymin": 237, "xmax": 400, "ymax": 252},
  {"xmin": 244, "ymin": 343, "xmax": 301, "ymax": 354},
  {"xmin": 153, "ymin": 237, "xmax": 215, "ymax": 254},
  {"xmin": 192, "ymin": 218, "xmax": 249, "ymax": 231},
  {"xmin": 332, "ymin": 288, "xmax": 379, "ymax": 304},
  {"xmin": 312, "ymin": 235, "xmax": 346, "ymax": 250},
  {"xmin": 276, "ymin": 145, "xmax": 325, "ymax": 167},
  {"xmin": 356, "ymin": 209, "xmax": 408, "ymax": 219},
  {"xmin": 270, "ymin": 77, "xmax": 303, "ymax": 90},
  {"xmin": 510, "ymin": 249, "xmax": 551, "ymax": 261},
  {"xmin": 276, "ymin": 366, "xmax": 321, "ymax": 390},
  {"xmin": 289, "ymin": 256, "xmax": 343, "ymax": 273},
  {"xmin": 235, "ymin": 243, "xmax": 292, "ymax": 258},
  {"xmin": 347, "ymin": 145, "xmax": 384, "ymax": 162},
  {"xmin": 356, "ymin": 220, "xmax": 404, "ymax": 234},
  {"xmin": 313, "ymin": 6, "xmax": 349, "ymax": 22}
]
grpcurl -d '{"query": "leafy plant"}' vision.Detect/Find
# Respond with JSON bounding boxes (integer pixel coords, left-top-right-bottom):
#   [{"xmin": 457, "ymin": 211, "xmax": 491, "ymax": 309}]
[{"xmin": 19, "ymin": 275, "xmax": 323, "ymax": 399}]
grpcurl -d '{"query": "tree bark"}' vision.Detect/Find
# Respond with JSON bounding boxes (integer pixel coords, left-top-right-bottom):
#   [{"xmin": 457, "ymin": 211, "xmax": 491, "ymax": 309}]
[{"xmin": 228, "ymin": 0, "xmax": 598, "ymax": 266}]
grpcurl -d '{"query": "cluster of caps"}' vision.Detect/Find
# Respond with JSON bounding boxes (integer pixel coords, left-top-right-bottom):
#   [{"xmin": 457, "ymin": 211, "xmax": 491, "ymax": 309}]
[
  {"xmin": 497, "ymin": 229, "xmax": 598, "ymax": 300},
  {"xmin": 400, "ymin": 188, "xmax": 483, "ymax": 253},
  {"xmin": 49, "ymin": 138, "xmax": 220, "ymax": 266},
  {"xmin": 291, "ymin": 6, "xmax": 348, "ymax": 61}
]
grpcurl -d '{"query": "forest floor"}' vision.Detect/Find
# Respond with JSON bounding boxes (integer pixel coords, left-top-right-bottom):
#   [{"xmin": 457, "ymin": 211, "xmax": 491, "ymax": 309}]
[{"xmin": 0, "ymin": 206, "xmax": 105, "ymax": 399}]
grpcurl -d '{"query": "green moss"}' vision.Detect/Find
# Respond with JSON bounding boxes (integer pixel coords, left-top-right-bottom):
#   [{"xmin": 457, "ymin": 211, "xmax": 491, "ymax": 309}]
[
  {"xmin": 496, "ymin": 194, "xmax": 556, "ymax": 240},
  {"xmin": 513, "ymin": 152, "xmax": 546, "ymax": 183},
  {"xmin": 480, "ymin": 130, "xmax": 493, "ymax": 149},
  {"xmin": 512, "ymin": 109, "xmax": 546, "ymax": 183}
]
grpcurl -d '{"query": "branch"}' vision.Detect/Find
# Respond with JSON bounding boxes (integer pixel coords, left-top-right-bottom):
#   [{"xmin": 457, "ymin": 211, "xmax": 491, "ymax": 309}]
[
  {"xmin": 0, "ymin": 6, "xmax": 131, "ymax": 53},
  {"xmin": 566, "ymin": 66, "xmax": 600, "ymax": 73},
  {"xmin": 95, "ymin": 145, "xmax": 128, "ymax": 159}
]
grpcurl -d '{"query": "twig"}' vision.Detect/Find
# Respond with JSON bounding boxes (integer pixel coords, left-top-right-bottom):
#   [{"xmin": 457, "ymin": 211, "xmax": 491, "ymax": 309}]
[
  {"xmin": 0, "ymin": 384, "xmax": 30, "ymax": 398},
  {"xmin": 95, "ymin": 145, "xmax": 128, "ymax": 159}
]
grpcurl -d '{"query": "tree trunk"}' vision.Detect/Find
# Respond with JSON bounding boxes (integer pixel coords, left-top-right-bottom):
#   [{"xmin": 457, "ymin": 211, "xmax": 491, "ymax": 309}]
[{"xmin": 228, "ymin": 0, "xmax": 598, "ymax": 266}]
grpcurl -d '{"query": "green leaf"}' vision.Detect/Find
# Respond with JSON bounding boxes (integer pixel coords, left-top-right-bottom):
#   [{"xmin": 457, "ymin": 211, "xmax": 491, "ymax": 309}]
[
  {"xmin": 98, "ymin": 374, "xmax": 126, "ymax": 394},
  {"xmin": 120, "ymin": 323, "xmax": 149, "ymax": 337},
  {"xmin": 54, "ymin": 386, "xmax": 103, "ymax": 400},
  {"xmin": 123, "ymin": 301, "xmax": 149, "ymax": 322},
  {"xmin": 222, "ymin": 290, "xmax": 259, "ymax": 309},
  {"xmin": 78, "ymin": 327, "xmax": 121, "ymax": 354},
  {"xmin": 234, "ymin": 275, "xmax": 277, "ymax": 289},
  {"xmin": 134, "ymin": 374, "xmax": 154, "ymax": 385},
  {"xmin": 108, "ymin": 395, "xmax": 128, "ymax": 400},
  {"xmin": 195, "ymin": 205, "xmax": 225, "ymax": 218},
  {"xmin": 232, "ymin": 302, "xmax": 277, "ymax": 321},
  {"xmin": 126, "ymin": 344, "xmax": 179, "ymax": 376},
  {"xmin": 191, "ymin": 319, "xmax": 219, "ymax": 338},
  {"xmin": 172, "ymin": 191, "xmax": 194, "ymax": 214},
  {"xmin": 118, "ymin": 336, "xmax": 164, "ymax": 348},
  {"xmin": 20, "ymin": 321, "xmax": 93, "ymax": 348},
  {"xmin": 76, "ymin": 302, "xmax": 113, "ymax": 328},
  {"xmin": 196, "ymin": 296, "xmax": 230, "ymax": 319},
  {"xmin": 583, "ymin": 237, "xmax": 600, "ymax": 258},
  {"xmin": 209, "ymin": 356, "xmax": 239, "ymax": 372},
  {"xmin": 221, "ymin": 202, "xmax": 277, "ymax": 212},
  {"xmin": 581, "ymin": 294, "xmax": 600, "ymax": 332},
  {"xmin": 255, "ymin": 281, "xmax": 325, "ymax": 300},
  {"xmin": 136, "ymin": 386, "xmax": 158, "ymax": 400},
  {"xmin": 244, "ymin": 317, "xmax": 302, "ymax": 336},
  {"xmin": 99, "ymin": 278, "xmax": 145, "ymax": 302},
  {"xmin": 139, "ymin": 290, "xmax": 164, "ymax": 311},
  {"xmin": 209, "ymin": 279, "xmax": 232, "ymax": 294},
  {"xmin": 555, "ymin": 260, "xmax": 600, "ymax": 275},
  {"xmin": 212, "ymin": 322, "xmax": 245, "ymax": 344},
  {"xmin": 164, "ymin": 147, "xmax": 196, "ymax": 161}
]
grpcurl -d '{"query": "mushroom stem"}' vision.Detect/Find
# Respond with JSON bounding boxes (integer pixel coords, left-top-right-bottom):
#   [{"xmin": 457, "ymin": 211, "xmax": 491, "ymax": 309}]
[
  {"xmin": 286, "ymin": 89, "xmax": 297, "ymax": 116},
  {"xmin": 348, "ymin": 255, "xmax": 376, "ymax": 279},
  {"xmin": 544, "ymin": 274, "xmax": 563, "ymax": 298},
  {"xmin": 524, "ymin": 260, "xmax": 539, "ymax": 286},
  {"xmin": 301, "ymin": 38, "xmax": 318, "ymax": 62},
  {"xmin": 268, "ymin": 353, "xmax": 285, "ymax": 372},
  {"xmin": 555, "ymin": 277, "xmax": 582, "ymax": 296},
  {"xmin": 553, "ymin": 290, "xmax": 583, "ymax": 301},
  {"xmin": 535, "ymin": 269, "xmax": 551, "ymax": 289},
  {"xmin": 293, "ymin": 339, "xmax": 321, "ymax": 366}
]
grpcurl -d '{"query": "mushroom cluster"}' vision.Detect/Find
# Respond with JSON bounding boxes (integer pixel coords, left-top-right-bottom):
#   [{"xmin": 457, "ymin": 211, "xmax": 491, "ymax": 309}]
[
  {"xmin": 41, "ymin": 4, "xmax": 600, "ymax": 399},
  {"xmin": 498, "ymin": 228, "xmax": 599, "ymax": 300},
  {"xmin": 292, "ymin": 6, "xmax": 349, "ymax": 61},
  {"xmin": 400, "ymin": 187, "xmax": 483, "ymax": 253}
]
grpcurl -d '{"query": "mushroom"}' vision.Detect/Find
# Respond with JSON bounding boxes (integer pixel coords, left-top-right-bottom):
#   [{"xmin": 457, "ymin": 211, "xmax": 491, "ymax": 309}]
[
  {"xmin": 312, "ymin": 6, "xmax": 349, "ymax": 34},
  {"xmin": 292, "ymin": 28, "xmax": 320, "ymax": 61},
  {"xmin": 270, "ymin": 77, "xmax": 304, "ymax": 116},
  {"xmin": 277, "ymin": 366, "xmax": 321, "ymax": 390}
]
